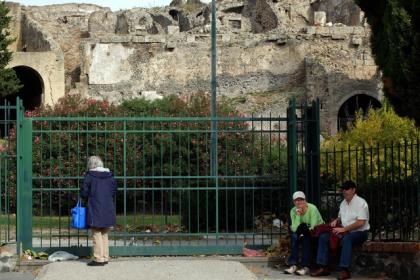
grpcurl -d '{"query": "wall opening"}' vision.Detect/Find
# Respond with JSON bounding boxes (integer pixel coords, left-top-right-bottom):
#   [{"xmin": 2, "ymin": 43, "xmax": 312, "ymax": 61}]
[
  {"xmin": 338, "ymin": 94, "xmax": 381, "ymax": 131},
  {"xmin": 0, "ymin": 66, "xmax": 44, "ymax": 137},
  {"xmin": 229, "ymin": 19, "xmax": 242, "ymax": 29},
  {"xmin": 6, "ymin": 66, "xmax": 43, "ymax": 110}
]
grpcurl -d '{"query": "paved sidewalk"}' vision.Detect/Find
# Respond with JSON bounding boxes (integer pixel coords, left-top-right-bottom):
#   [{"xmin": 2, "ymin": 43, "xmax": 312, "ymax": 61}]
[
  {"xmin": 0, "ymin": 272, "xmax": 34, "ymax": 280},
  {"xmin": 246, "ymin": 264, "xmax": 385, "ymax": 280},
  {"xmin": 35, "ymin": 260, "xmax": 258, "ymax": 280},
  {"xmin": 1, "ymin": 258, "xmax": 387, "ymax": 280}
]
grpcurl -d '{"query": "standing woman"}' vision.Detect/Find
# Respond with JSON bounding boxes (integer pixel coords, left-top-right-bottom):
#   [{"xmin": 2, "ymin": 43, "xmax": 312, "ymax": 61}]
[{"xmin": 81, "ymin": 156, "xmax": 117, "ymax": 266}]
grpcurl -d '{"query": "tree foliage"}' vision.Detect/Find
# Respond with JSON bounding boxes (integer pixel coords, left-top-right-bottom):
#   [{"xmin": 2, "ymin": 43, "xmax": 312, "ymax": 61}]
[
  {"xmin": 355, "ymin": 0, "xmax": 420, "ymax": 124},
  {"xmin": 0, "ymin": 1, "xmax": 21, "ymax": 97}
]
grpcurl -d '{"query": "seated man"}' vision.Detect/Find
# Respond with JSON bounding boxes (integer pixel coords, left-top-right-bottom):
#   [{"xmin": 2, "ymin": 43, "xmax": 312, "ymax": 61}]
[
  {"xmin": 284, "ymin": 191, "xmax": 324, "ymax": 276},
  {"xmin": 311, "ymin": 180, "xmax": 370, "ymax": 280}
]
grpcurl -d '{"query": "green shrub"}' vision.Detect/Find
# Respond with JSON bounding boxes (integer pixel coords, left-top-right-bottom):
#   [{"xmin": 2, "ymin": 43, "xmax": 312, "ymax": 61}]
[
  {"xmin": 321, "ymin": 103, "xmax": 420, "ymax": 182},
  {"xmin": 320, "ymin": 103, "xmax": 420, "ymax": 240},
  {"xmin": 323, "ymin": 102, "xmax": 419, "ymax": 149}
]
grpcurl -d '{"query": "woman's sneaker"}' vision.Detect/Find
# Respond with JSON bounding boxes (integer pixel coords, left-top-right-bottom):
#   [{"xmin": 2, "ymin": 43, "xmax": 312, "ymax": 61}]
[
  {"xmin": 295, "ymin": 267, "xmax": 309, "ymax": 276},
  {"xmin": 284, "ymin": 265, "xmax": 297, "ymax": 274}
]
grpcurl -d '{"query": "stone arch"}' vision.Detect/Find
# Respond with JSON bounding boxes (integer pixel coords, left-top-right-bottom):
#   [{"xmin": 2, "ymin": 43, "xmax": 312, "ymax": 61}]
[
  {"xmin": 337, "ymin": 93, "xmax": 381, "ymax": 131},
  {"xmin": 0, "ymin": 65, "xmax": 45, "ymax": 137},
  {"xmin": 8, "ymin": 51, "xmax": 65, "ymax": 106},
  {"xmin": 6, "ymin": 66, "xmax": 44, "ymax": 110}
]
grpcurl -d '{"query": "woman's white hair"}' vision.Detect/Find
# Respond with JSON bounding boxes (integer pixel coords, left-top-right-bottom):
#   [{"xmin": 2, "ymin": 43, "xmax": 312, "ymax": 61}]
[{"xmin": 87, "ymin": 156, "xmax": 104, "ymax": 170}]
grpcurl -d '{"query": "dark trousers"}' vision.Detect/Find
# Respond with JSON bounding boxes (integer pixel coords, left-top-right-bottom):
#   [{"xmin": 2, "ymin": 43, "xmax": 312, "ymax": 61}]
[
  {"xmin": 288, "ymin": 233, "xmax": 311, "ymax": 267},
  {"xmin": 316, "ymin": 230, "xmax": 368, "ymax": 268}
]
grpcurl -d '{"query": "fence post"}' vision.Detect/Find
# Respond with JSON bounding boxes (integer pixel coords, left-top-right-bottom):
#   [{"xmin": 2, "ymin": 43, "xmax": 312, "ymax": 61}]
[
  {"xmin": 16, "ymin": 98, "xmax": 33, "ymax": 253},
  {"xmin": 304, "ymin": 99, "xmax": 321, "ymax": 206},
  {"xmin": 287, "ymin": 99, "xmax": 297, "ymax": 207}
]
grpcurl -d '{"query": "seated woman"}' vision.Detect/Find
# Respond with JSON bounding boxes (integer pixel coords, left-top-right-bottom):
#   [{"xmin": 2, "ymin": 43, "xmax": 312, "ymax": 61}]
[{"xmin": 284, "ymin": 191, "xmax": 324, "ymax": 276}]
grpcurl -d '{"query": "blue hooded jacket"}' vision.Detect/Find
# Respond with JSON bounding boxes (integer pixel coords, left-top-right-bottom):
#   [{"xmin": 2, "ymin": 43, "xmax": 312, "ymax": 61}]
[{"xmin": 80, "ymin": 168, "xmax": 117, "ymax": 228}]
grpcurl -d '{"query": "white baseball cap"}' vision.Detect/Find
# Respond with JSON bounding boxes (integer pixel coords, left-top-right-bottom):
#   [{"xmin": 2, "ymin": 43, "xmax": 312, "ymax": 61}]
[{"xmin": 292, "ymin": 191, "xmax": 306, "ymax": 200}]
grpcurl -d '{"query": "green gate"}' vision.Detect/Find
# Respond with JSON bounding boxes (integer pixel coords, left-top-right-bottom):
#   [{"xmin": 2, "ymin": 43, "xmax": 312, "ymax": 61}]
[
  {"xmin": 0, "ymin": 100, "xmax": 18, "ymax": 246},
  {"xmin": 10, "ymin": 98, "xmax": 320, "ymax": 256}
]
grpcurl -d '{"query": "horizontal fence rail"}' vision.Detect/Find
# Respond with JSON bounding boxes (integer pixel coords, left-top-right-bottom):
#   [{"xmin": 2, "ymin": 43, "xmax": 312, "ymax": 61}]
[
  {"xmin": 27, "ymin": 116, "xmax": 292, "ymax": 255},
  {"xmin": 321, "ymin": 142, "xmax": 420, "ymax": 242}
]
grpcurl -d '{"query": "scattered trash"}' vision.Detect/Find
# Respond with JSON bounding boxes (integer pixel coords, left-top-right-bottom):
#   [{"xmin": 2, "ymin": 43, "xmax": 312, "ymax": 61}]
[
  {"xmin": 254, "ymin": 212, "xmax": 288, "ymax": 232},
  {"xmin": 120, "ymin": 224, "xmax": 183, "ymax": 233},
  {"xmin": 48, "ymin": 251, "xmax": 79, "ymax": 262},
  {"xmin": 23, "ymin": 249, "xmax": 48, "ymax": 260},
  {"xmin": 272, "ymin": 218, "xmax": 281, "ymax": 228},
  {"xmin": 243, "ymin": 247, "xmax": 265, "ymax": 257},
  {"xmin": 0, "ymin": 244, "xmax": 14, "ymax": 257},
  {"xmin": 265, "ymin": 235, "xmax": 290, "ymax": 263}
]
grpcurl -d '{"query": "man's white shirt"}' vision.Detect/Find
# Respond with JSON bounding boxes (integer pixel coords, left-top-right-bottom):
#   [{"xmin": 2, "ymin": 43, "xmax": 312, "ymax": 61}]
[{"xmin": 338, "ymin": 194, "xmax": 370, "ymax": 232}]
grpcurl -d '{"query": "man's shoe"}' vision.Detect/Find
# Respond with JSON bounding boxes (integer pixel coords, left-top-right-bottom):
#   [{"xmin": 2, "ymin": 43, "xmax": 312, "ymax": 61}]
[
  {"xmin": 337, "ymin": 270, "xmax": 351, "ymax": 280},
  {"xmin": 104, "ymin": 261, "xmax": 108, "ymax": 265},
  {"xmin": 295, "ymin": 267, "xmax": 309, "ymax": 276},
  {"xmin": 310, "ymin": 267, "xmax": 330, "ymax": 277},
  {"xmin": 284, "ymin": 265, "xmax": 297, "ymax": 274},
  {"xmin": 87, "ymin": 261, "xmax": 105, "ymax": 266}
]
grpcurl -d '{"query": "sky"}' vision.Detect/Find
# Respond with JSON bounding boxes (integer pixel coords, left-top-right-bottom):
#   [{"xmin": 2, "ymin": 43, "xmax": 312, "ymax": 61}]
[{"xmin": 17, "ymin": 0, "xmax": 211, "ymax": 10}]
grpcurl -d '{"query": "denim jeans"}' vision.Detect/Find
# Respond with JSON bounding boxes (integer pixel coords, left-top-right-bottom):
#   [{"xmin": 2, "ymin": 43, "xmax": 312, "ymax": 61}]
[
  {"xmin": 316, "ymin": 231, "xmax": 368, "ymax": 268},
  {"xmin": 288, "ymin": 233, "xmax": 311, "ymax": 267}
]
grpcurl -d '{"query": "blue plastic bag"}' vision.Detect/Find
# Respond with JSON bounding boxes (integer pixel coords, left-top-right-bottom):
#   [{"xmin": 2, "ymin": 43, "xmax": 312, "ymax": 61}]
[{"xmin": 71, "ymin": 199, "xmax": 86, "ymax": 229}]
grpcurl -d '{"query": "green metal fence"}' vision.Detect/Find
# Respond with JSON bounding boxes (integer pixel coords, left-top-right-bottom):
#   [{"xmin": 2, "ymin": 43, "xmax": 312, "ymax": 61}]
[
  {"xmin": 320, "ymin": 142, "xmax": 420, "ymax": 241},
  {"xmin": 0, "ymin": 98, "xmax": 320, "ymax": 255},
  {"xmin": 0, "ymin": 100, "xmax": 18, "ymax": 245},
  {"xmin": 24, "ymin": 115, "xmax": 296, "ymax": 255},
  {"xmin": 7, "ymin": 96, "xmax": 417, "ymax": 257}
]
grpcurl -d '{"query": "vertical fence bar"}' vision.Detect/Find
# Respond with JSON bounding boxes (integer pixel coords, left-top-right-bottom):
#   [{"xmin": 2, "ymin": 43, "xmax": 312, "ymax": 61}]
[
  {"xmin": 417, "ymin": 139, "xmax": 420, "ymax": 240},
  {"xmin": 210, "ymin": 0, "xmax": 219, "ymax": 239},
  {"xmin": 397, "ymin": 143, "xmax": 402, "ymax": 239},
  {"xmin": 305, "ymin": 100, "xmax": 320, "ymax": 206},
  {"xmin": 287, "ymin": 100, "xmax": 297, "ymax": 206},
  {"xmin": 123, "ymin": 120, "xmax": 127, "ymax": 246},
  {"xmin": 384, "ymin": 144, "xmax": 387, "ymax": 241},
  {"xmin": 251, "ymin": 115, "xmax": 255, "ymax": 244},
  {"xmin": 410, "ymin": 141, "xmax": 414, "ymax": 240},
  {"xmin": 17, "ymin": 98, "xmax": 33, "ymax": 252},
  {"xmin": 403, "ymin": 141, "xmax": 408, "ymax": 240},
  {"xmin": 391, "ymin": 142, "xmax": 395, "ymax": 240}
]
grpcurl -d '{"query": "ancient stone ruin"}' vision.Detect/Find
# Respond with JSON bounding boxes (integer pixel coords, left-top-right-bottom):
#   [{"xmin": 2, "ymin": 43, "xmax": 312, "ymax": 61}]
[{"xmin": 6, "ymin": 0, "xmax": 382, "ymax": 134}]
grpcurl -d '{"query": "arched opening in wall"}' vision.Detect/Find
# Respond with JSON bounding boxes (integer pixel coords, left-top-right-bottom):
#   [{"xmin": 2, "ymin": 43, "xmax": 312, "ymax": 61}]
[
  {"xmin": 6, "ymin": 66, "xmax": 44, "ymax": 110},
  {"xmin": 338, "ymin": 94, "xmax": 381, "ymax": 131},
  {"xmin": 0, "ymin": 66, "xmax": 43, "ymax": 136}
]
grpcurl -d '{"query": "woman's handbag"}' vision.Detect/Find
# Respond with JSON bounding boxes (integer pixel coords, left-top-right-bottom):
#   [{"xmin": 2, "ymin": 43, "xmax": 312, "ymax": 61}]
[
  {"xmin": 311, "ymin": 223, "xmax": 332, "ymax": 238},
  {"xmin": 311, "ymin": 223, "xmax": 343, "ymax": 255},
  {"xmin": 71, "ymin": 199, "xmax": 86, "ymax": 229}
]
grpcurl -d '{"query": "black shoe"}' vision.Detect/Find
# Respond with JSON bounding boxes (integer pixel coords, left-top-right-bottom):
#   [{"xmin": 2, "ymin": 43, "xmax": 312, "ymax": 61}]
[
  {"xmin": 104, "ymin": 261, "xmax": 108, "ymax": 265},
  {"xmin": 87, "ymin": 261, "xmax": 105, "ymax": 266},
  {"xmin": 310, "ymin": 267, "xmax": 331, "ymax": 277},
  {"xmin": 337, "ymin": 269, "xmax": 351, "ymax": 280}
]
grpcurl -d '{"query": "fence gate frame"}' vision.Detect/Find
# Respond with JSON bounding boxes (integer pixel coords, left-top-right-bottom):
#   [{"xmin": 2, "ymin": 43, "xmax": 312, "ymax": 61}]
[
  {"xmin": 287, "ymin": 99, "xmax": 320, "ymax": 206},
  {"xmin": 16, "ymin": 98, "xmax": 33, "ymax": 254},
  {"xmin": 13, "ymin": 98, "xmax": 320, "ymax": 256}
]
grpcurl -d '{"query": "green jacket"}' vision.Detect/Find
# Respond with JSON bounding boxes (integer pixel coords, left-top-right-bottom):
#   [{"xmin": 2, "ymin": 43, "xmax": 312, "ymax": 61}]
[{"xmin": 290, "ymin": 203, "xmax": 324, "ymax": 232}]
